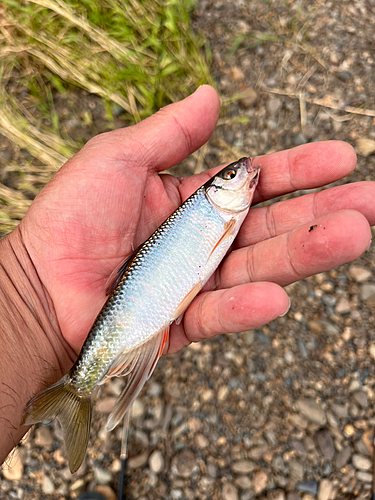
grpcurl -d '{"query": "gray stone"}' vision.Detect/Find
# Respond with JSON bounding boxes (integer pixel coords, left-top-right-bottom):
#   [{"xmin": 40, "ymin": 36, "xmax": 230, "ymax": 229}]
[
  {"xmin": 352, "ymin": 453, "xmax": 372, "ymax": 471},
  {"xmin": 315, "ymin": 429, "xmax": 335, "ymax": 459},
  {"xmin": 296, "ymin": 398, "xmax": 326, "ymax": 425},
  {"xmin": 149, "ymin": 450, "xmax": 164, "ymax": 474},
  {"xmin": 234, "ymin": 476, "xmax": 252, "ymax": 489},
  {"xmin": 353, "ymin": 391, "xmax": 368, "ymax": 408},
  {"xmin": 267, "ymin": 98, "xmax": 282, "ymax": 115},
  {"xmin": 289, "ymin": 459, "xmax": 304, "ymax": 481},
  {"xmin": 335, "ymin": 446, "xmax": 351, "ymax": 468},
  {"xmin": 331, "ymin": 403, "xmax": 348, "ymax": 419},
  {"xmin": 356, "ymin": 471, "xmax": 372, "ymax": 482},
  {"xmin": 222, "ymin": 483, "xmax": 239, "ymax": 500},
  {"xmin": 360, "ymin": 283, "xmax": 375, "ymax": 301},
  {"xmin": 318, "ymin": 479, "xmax": 332, "ymax": 500},
  {"xmin": 297, "ymin": 480, "xmax": 318, "ymax": 495}
]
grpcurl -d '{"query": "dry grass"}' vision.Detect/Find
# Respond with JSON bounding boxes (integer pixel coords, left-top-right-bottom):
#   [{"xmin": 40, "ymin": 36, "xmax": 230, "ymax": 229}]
[{"xmin": 0, "ymin": 0, "xmax": 213, "ymax": 235}]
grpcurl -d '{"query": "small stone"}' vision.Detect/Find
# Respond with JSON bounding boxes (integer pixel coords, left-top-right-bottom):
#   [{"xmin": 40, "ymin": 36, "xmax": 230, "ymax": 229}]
[
  {"xmin": 335, "ymin": 446, "xmax": 351, "ymax": 468},
  {"xmin": 187, "ymin": 417, "xmax": 202, "ymax": 432},
  {"xmin": 360, "ymin": 283, "xmax": 375, "ymax": 301},
  {"xmin": 267, "ymin": 97, "xmax": 282, "ymax": 115},
  {"xmin": 234, "ymin": 476, "xmax": 252, "ymax": 489},
  {"xmin": 230, "ymin": 67, "xmax": 245, "ymax": 81},
  {"xmin": 268, "ymin": 489, "xmax": 285, "ymax": 500},
  {"xmin": 318, "ymin": 479, "xmax": 332, "ymax": 500},
  {"xmin": 287, "ymin": 494, "xmax": 300, "ymax": 500},
  {"xmin": 352, "ymin": 453, "xmax": 372, "ymax": 471},
  {"xmin": 239, "ymin": 88, "xmax": 258, "ymax": 108},
  {"xmin": 296, "ymin": 398, "xmax": 326, "ymax": 425},
  {"xmin": 356, "ymin": 471, "xmax": 372, "ymax": 483},
  {"xmin": 93, "ymin": 466, "xmax": 112, "ymax": 484},
  {"xmin": 353, "ymin": 391, "xmax": 368, "ymax": 408},
  {"xmin": 171, "ymin": 449, "xmax": 198, "ymax": 478},
  {"xmin": 231, "ymin": 460, "xmax": 255, "ymax": 474},
  {"xmin": 218, "ymin": 386, "xmax": 229, "ymax": 402},
  {"xmin": 297, "ymin": 480, "xmax": 318, "ymax": 496},
  {"xmin": 356, "ymin": 138, "xmax": 375, "ymax": 157},
  {"xmin": 369, "ymin": 344, "xmax": 375, "ymax": 360},
  {"xmin": 149, "ymin": 450, "xmax": 164, "ymax": 474},
  {"xmin": 95, "ymin": 486, "xmax": 116, "ymax": 500},
  {"xmin": 349, "ymin": 265, "xmax": 372, "ymax": 282},
  {"xmin": 315, "ymin": 429, "xmax": 335, "ymax": 459},
  {"xmin": 335, "ymin": 297, "xmax": 350, "ymax": 314},
  {"xmin": 128, "ymin": 452, "xmax": 149, "ymax": 469},
  {"xmin": 2, "ymin": 453, "xmax": 23, "ymax": 480},
  {"xmin": 132, "ymin": 399, "xmax": 145, "ymax": 419},
  {"xmin": 42, "ymin": 475, "xmax": 55, "ymax": 495},
  {"xmin": 337, "ymin": 70, "xmax": 351, "ymax": 81},
  {"xmin": 96, "ymin": 397, "xmax": 116, "ymax": 413},
  {"xmin": 201, "ymin": 389, "xmax": 214, "ymax": 402},
  {"xmin": 344, "ymin": 424, "xmax": 355, "ymax": 437},
  {"xmin": 35, "ymin": 426, "xmax": 54, "ymax": 449},
  {"xmin": 289, "ymin": 459, "xmax": 304, "ymax": 481},
  {"xmin": 196, "ymin": 434, "xmax": 209, "ymax": 449},
  {"xmin": 253, "ymin": 470, "xmax": 268, "ymax": 493},
  {"xmin": 222, "ymin": 483, "xmax": 238, "ymax": 500},
  {"xmin": 331, "ymin": 403, "xmax": 348, "ymax": 419},
  {"xmin": 53, "ymin": 448, "xmax": 66, "ymax": 464},
  {"xmin": 70, "ymin": 479, "xmax": 85, "ymax": 492}
]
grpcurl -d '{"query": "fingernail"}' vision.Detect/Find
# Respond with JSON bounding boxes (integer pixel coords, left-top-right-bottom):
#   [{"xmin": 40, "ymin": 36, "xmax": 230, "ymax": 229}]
[{"xmin": 279, "ymin": 297, "xmax": 291, "ymax": 317}]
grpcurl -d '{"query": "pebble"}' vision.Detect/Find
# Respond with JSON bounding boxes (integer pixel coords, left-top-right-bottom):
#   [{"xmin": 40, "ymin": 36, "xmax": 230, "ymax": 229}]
[
  {"xmin": 230, "ymin": 66, "xmax": 244, "ymax": 81},
  {"xmin": 318, "ymin": 479, "xmax": 332, "ymax": 500},
  {"xmin": 42, "ymin": 475, "xmax": 55, "ymax": 495},
  {"xmin": 289, "ymin": 459, "xmax": 304, "ymax": 481},
  {"xmin": 35, "ymin": 426, "xmax": 54, "ymax": 449},
  {"xmin": 356, "ymin": 471, "xmax": 372, "ymax": 483},
  {"xmin": 171, "ymin": 449, "xmax": 199, "ymax": 478},
  {"xmin": 286, "ymin": 494, "xmax": 300, "ymax": 500},
  {"xmin": 356, "ymin": 138, "xmax": 375, "ymax": 156},
  {"xmin": 132, "ymin": 399, "xmax": 145, "ymax": 419},
  {"xmin": 93, "ymin": 466, "xmax": 112, "ymax": 484},
  {"xmin": 344, "ymin": 424, "xmax": 355, "ymax": 437},
  {"xmin": 149, "ymin": 450, "xmax": 164, "ymax": 473},
  {"xmin": 96, "ymin": 397, "xmax": 116, "ymax": 413},
  {"xmin": 196, "ymin": 434, "xmax": 209, "ymax": 449},
  {"xmin": 335, "ymin": 446, "xmax": 351, "ymax": 468},
  {"xmin": 296, "ymin": 398, "xmax": 327, "ymax": 425},
  {"xmin": 267, "ymin": 490, "xmax": 285, "ymax": 500},
  {"xmin": 2, "ymin": 454, "xmax": 24, "ymax": 481},
  {"xmin": 349, "ymin": 265, "xmax": 372, "ymax": 282},
  {"xmin": 297, "ymin": 480, "xmax": 318, "ymax": 496},
  {"xmin": 352, "ymin": 453, "xmax": 372, "ymax": 471},
  {"xmin": 222, "ymin": 483, "xmax": 239, "ymax": 500},
  {"xmin": 253, "ymin": 470, "xmax": 268, "ymax": 493},
  {"xmin": 331, "ymin": 403, "xmax": 348, "ymax": 419},
  {"xmin": 360, "ymin": 283, "xmax": 375, "ymax": 301},
  {"xmin": 335, "ymin": 297, "xmax": 350, "ymax": 313},
  {"xmin": 218, "ymin": 386, "xmax": 229, "ymax": 401},
  {"xmin": 353, "ymin": 390, "xmax": 368, "ymax": 408},
  {"xmin": 231, "ymin": 460, "xmax": 255, "ymax": 474},
  {"xmin": 95, "ymin": 486, "xmax": 117, "ymax": 500},
  {"xmin": 315, "ymin": 429, "xmax": 335, "ymax": 459},
  {"xmin": 239, "ymin": 88, "xmax": 258, "ymax": 108},
  {"xmin": 267, "ymin": 97, "xmax": 282, "ymax": 115},
  {"xmin": 234, "ymin": 475, "xmax": 252, "ymax": 489},
  {"xmin": 128, "ymin": 452, "xmax": 149, "ymax": 469},
  {"xmin": 369, "ymin": 343, "xmax": 375, "ymax": 360}
]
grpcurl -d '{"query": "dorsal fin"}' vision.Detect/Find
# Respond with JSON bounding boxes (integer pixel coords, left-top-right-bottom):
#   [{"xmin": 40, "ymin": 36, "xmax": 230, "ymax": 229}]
[{"xmin": 105, "ymin": 244, "xmax": 142, "ymax": 295}]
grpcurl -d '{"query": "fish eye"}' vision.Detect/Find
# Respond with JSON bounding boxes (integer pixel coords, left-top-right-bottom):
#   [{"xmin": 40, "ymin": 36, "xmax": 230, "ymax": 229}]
[{"xmin": 222, "ymin": 169, "xmax": 237, "ymax": 180}]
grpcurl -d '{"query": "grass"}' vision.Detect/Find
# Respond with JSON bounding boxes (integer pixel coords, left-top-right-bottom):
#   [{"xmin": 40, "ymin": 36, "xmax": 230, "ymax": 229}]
[{"xmin": 0, "ymin": 0, "xmax": 213, "ymax": 235}]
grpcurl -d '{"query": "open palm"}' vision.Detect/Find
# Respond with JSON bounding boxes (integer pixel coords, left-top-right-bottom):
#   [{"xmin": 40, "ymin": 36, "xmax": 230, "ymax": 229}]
[{"xmin": 18, "ymin": 86, "xmax": 375, "ymax": 358}]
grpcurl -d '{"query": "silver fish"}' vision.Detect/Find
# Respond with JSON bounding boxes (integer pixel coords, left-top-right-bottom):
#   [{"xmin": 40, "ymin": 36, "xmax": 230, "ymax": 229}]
[{"xmin": 22, "ymin": 157, "xmax": 260, "ymax": 472}]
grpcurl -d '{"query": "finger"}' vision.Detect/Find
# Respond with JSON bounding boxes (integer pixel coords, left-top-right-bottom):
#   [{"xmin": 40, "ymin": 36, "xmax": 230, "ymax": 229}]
[
  {"xmin": 216, "ymin": 210, "xmax": 372, "ymax": 289},
  {"xmin": 167, "ymin": 282, "xmax": 290, "ymax": 352},
  {"xmin": 84, "ymin": 85, "xmax": 220, "ymax": 172},
  {"xmin": 236, "ymin": 181, "xmax": 375, "ymax": 248},
  {"xmin": 252, "ymin": 140, "xmax": 357, "ymax": 204},
  {"xmin": 177, "ymin": 140, "xmax": 357, "ymax": 204}
]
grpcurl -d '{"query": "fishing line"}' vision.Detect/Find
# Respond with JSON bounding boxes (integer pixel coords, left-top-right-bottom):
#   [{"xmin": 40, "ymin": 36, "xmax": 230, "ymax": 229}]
[{"xmin": 117, "ymin": 411, "xmax": 130, "ymax": 500}]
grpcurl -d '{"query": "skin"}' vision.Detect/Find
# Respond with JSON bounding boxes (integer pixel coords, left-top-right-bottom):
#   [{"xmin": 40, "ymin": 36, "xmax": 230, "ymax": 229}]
[{"xmin": 0, "ymin": 85, "xmax": 374, "ymax": 463}]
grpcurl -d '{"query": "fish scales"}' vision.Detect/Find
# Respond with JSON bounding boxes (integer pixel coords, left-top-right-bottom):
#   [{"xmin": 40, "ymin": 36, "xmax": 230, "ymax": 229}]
[{"xmin": 72, "ymin": 187, "xmax": 227, "ymax": 392}]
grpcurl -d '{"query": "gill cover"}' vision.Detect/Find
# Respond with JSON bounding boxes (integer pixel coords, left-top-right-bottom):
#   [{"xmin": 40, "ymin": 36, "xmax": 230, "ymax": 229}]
[{"xmin": 205, "ymin": 157, "xmax": 260, "ymax": 213}]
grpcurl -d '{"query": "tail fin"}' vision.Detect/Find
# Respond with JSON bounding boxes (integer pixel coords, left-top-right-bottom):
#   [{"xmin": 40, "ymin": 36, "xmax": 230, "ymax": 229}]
[{"xmin": 22, "ymin": 375, "xmax": 92, "ymax": 473}]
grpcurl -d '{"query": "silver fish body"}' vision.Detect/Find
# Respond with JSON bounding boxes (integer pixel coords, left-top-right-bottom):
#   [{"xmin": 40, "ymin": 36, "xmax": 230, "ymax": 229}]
[{"xmin": 23, "ymin": 157, "xmax": 260, "ymax": 472}]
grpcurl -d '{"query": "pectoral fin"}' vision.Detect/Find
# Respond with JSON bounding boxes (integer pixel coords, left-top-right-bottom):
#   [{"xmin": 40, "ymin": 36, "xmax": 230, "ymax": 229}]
[
  {"xmin": 207, "ymin": 218, "xmax": 236, "ymax": 261},
  {"xmin": 104, "ymin": 326, "xmax": 169, "ymax": 431}
]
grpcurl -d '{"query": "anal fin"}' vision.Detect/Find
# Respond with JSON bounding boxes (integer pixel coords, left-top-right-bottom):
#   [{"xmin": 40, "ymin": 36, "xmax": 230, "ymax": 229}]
[{"xmin": 105, "ymin": 326, "xmax": 169, "ymax": 431}]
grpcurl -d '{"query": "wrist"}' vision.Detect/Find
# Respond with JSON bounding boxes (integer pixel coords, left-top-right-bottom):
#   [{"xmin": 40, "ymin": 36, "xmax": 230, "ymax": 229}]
[{"xmin": 0, "ymin": 227, "xmax": 74, "ymax": 463}]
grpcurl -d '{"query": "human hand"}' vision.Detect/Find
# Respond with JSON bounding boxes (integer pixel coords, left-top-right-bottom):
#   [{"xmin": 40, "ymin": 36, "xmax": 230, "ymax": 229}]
[{"xmin": 17, "ymin": 85, "xmax": 375, "ymax": 357}]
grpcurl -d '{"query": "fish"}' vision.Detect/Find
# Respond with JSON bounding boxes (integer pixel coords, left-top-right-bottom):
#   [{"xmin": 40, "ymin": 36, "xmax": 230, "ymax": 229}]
[{"xmin": 22, "ymin": 157, "xmax": 260, "ymax": 473}]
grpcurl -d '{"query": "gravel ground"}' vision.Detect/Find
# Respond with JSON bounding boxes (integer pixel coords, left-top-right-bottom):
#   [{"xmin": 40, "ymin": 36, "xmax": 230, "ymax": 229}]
[{"xmin": 2, "ymin": 1, "xmax": 375, "ymax": 499}]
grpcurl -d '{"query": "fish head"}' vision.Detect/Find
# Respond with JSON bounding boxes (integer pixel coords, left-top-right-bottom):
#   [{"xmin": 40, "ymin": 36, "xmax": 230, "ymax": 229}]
[{"xmin": 205, "ymin": 157, "xmax": 260, "ymax": 213}]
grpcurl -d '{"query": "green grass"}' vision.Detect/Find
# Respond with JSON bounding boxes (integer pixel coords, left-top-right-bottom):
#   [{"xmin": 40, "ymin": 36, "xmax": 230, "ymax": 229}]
[{"xmin": 0, "ymin": 0, "xmax": 213, "ymax": 234}]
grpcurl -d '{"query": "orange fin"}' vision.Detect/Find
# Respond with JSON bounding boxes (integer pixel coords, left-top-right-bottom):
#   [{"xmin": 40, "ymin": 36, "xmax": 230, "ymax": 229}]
[
  {"xmin": 105, "ymin": 244, "xmax": 142, "ymax": 295},
  {"xmin": 105, "ymin": 327, "xmax": 169, "ymax": 431},
  {"xmin": 173, "ymin": 281, "xmax": 202, "ymax": 324},
  {"xmin": 207, "ymin": 218, "xmax": 236, "ymax": 261}
]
